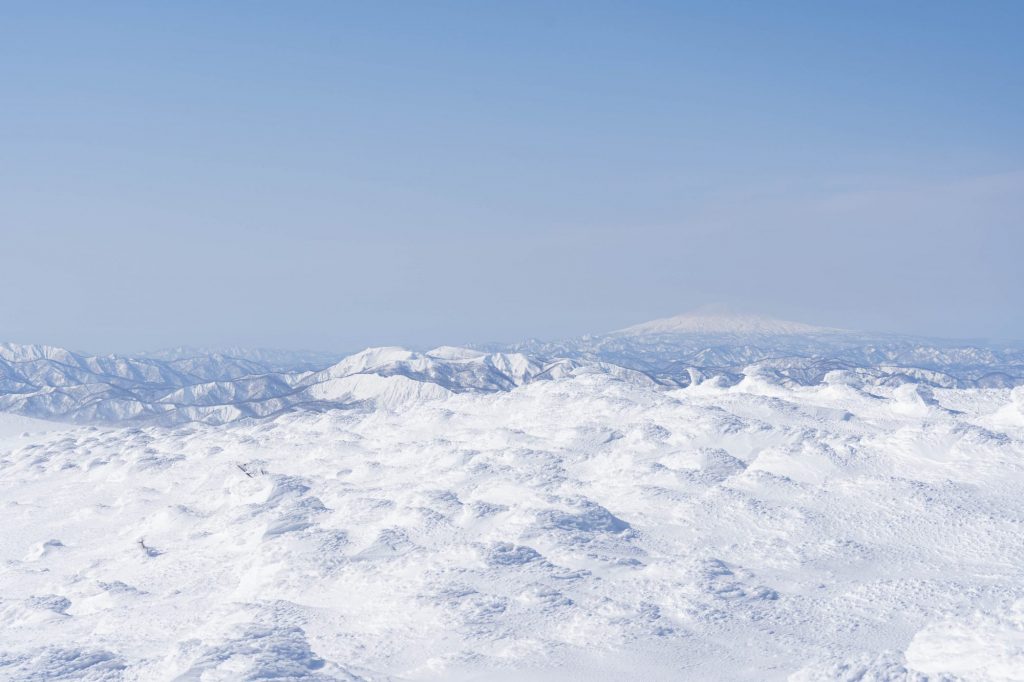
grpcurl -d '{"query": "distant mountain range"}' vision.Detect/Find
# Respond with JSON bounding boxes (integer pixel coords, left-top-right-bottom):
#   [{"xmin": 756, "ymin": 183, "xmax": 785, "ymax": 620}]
[{"xmin": 2, "ymin": 313, "xmax": 1022, "ymax": 425}]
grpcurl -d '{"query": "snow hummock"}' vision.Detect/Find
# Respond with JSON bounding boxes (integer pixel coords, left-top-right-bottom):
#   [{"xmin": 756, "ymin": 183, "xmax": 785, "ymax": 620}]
[
  {"xmin": 3, "ymin": 322, "xmax": 1024, "ymax": 677},
  {"xmin": 615, "ymin": 310, "xmax": 836, "ymax": 336},
  {"xmin": 2, "ymin": 368, "xmax": 1024, "ymax": 680},
  {"xmin": 905, "ymin": 601, "xmax": 1024, "ymax": 680},
  {"xmin": 426, "ymin": 346, "xmax": 488, "ymax": 360},
  {"xmin": 0, "ymin": 412, "xmax": 63, "ymax": 439}
]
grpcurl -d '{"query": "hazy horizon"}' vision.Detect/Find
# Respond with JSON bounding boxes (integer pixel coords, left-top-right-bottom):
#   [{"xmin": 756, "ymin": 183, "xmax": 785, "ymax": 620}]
[
  {"xmin": 3, "ymin": 8, "xmax": 1024, "ymax": 676},
  {"xmin": 6, "ymin": 304, "xmax": 1024, "ymax": 358},
  {"xmin": 3, "ymin": 3, "xmax": 1021, "ymax": 353}
]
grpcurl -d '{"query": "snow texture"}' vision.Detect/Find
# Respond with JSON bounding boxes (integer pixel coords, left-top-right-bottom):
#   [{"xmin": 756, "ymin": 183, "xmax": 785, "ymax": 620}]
[{"xmin": 2, "ymin": 314, "xmax": 1024, "ymax": 680}]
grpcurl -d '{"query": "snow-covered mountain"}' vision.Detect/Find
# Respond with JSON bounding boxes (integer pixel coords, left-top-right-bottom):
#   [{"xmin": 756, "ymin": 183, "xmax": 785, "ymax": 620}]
[
  {"xmin": 4, "ymin": 314, "xmax": 1024, "ymax": 679},
  {"xmin": 2, "ymin": 314, "xmax": 1023, "ymax": 426},
  {"xmin": 491, "ymin": 312, "xmax": 1024, "ymax": 390},
  {"xmin": 3, "ymin": 353, "xmax": 1024, "ymax": 679},
  {"xmin": 136, "ymin": 345, "xmax": 344, "ymax": 372},
  {"xmin": 614, "ymin": 310, "xmax": 838, "ymax": 336},
  {"xmin": 0, "ymin": 343, "xmax": 600, "ymax": 425}
]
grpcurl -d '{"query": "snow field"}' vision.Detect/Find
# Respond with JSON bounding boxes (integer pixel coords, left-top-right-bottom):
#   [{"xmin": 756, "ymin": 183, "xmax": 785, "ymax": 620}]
[{"xmin": 2, "ymin": 373, "xmax": 1024, "ymax": 680}]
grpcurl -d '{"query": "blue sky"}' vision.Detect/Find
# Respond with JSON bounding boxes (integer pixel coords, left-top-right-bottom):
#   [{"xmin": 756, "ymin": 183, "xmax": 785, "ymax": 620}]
[{"xmin": 2, "ymin": 2, "xmax": 1022, "ymax": 352}]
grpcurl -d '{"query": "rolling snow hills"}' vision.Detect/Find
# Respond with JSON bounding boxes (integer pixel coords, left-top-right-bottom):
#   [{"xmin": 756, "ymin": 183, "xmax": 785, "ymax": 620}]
[{"xmin": 2, "ymin": 313, "xmax": 1024, "ymax": 680}]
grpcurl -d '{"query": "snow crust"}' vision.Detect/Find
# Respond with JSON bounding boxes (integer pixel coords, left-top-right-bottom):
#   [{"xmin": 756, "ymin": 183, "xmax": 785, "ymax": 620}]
[
  {"xmin": 4, "ymin": 318, "xmax": 1024, "ymax": 678},
  {"xmin": 3, "ymin": 369, "xmax": 1024, "ymax": 679}
]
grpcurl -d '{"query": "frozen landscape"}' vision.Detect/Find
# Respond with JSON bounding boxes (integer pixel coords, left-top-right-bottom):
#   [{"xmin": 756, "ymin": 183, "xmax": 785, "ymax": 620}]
[
  {"xmin": 2, "ymin": 313, "xmax": 1024, "ymax": 681},
  {"xmin": 6, "ymin": 2, "xmax": 1021, "ymax": 679}
]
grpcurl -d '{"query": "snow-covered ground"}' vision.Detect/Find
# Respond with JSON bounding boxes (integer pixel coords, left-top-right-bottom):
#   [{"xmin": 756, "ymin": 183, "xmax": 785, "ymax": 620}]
[
  {"xmin": 3, "ymin": 368, "xmax": 1024, "ymax": 680},
  {"xmin": 0, "ymin": 413, "xmax": 65, "ymax": 440}
]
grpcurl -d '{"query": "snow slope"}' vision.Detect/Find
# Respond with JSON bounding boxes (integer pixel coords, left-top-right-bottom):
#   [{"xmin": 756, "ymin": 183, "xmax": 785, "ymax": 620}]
[
  {"xmin": 3, "ymin": 315, "xmax": 1024, "ymax": 679},
  {"xmin": 3, "ymin": 369, "xmax": 1024, "ymax": 680}
]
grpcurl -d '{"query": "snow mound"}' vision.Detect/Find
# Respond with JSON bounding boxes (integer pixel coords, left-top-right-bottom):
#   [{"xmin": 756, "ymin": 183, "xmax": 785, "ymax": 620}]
[
  {"xmin": 426, "ymin": 346, "xmax": 488, "ymax": 360},
  {"xmin": 905, "ymin": 601, "xmax": 1024, "ymax": 681},
  {"xmin": 2, "ymin": 372, "xmax": 1023, "ymax": 679}
]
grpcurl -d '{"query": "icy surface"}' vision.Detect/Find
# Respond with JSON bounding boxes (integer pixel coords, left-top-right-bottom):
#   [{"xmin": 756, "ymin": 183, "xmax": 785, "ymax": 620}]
[{"xmin": 3, "ymin": 365, "xmax": 1024, "ymax": 679}]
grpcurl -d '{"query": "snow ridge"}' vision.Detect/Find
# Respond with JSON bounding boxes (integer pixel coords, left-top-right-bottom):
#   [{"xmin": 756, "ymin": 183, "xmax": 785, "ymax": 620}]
[
  {"xmin": 3, "ymin": 362, "xmax": 1024, "ymax": 679},
  {"xmin": 3, "ymin": 315, "xmax": 1024, "ymax": 679},
  {"xmin": 2, "ymin": 314, "xmax": 1024, "ymax": 426}
]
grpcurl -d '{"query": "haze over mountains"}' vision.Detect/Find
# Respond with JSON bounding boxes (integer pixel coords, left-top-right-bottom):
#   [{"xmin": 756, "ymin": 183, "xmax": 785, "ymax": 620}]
[
  {"xmin": 1, "ymin": 312, "xmax": 1022, "ymax": 426},
  {"xmin": 4, "ymin": 1, "xmax": 1020, "ymax": 677}
]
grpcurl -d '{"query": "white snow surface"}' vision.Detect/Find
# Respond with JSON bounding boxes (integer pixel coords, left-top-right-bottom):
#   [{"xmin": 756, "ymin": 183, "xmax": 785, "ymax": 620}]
[
  {"xmin": 3, "ymin": 370, "xmax": 1024, "ymax": 680},
  {"xmin": 0, "ymin": 412, "xmax": 64, "ymax": 439}
]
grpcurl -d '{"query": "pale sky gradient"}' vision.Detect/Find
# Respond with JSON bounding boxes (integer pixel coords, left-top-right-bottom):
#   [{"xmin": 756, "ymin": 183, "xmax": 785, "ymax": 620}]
[{"xmin": 2, "ymin": 2, "xmax": 1022, "ymax": 353}]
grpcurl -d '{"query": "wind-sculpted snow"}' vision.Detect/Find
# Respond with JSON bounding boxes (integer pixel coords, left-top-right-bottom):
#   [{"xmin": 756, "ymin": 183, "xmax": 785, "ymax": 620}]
[{"xmin": 3, "ymin": 374, "xmax": 1024, "ymax": 680}]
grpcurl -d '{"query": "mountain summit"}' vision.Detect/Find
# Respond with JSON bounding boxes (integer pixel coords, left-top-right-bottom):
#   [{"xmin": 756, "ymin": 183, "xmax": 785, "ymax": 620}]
[{"xmin": 614, "ymin": 311, "xmax": 836, "ymax": 336}]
